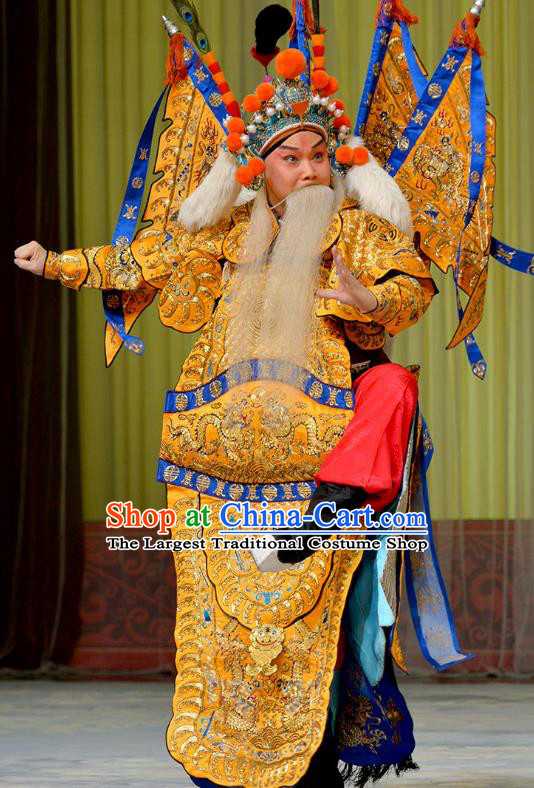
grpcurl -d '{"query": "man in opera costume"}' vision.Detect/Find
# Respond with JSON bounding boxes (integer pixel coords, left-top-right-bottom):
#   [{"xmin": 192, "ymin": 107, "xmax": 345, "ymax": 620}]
[{"xmin": 14, "ymin": 2, "xmax": 481, "ymax": 785}]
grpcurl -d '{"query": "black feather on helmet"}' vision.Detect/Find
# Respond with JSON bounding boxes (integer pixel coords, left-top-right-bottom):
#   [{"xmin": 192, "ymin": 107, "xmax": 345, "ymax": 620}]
[{"xmin": 251, "ymin": 4, "xmax": 293, "ymax": 68}]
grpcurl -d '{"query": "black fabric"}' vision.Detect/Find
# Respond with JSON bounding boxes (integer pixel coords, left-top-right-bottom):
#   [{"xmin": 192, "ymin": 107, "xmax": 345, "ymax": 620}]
[
  {"xmin": 348, "ymin": 345, "xmax": 390, "ymax": 370},
  {"xmin": 339, "ymin": 755, "xmax": 419, "ymax": 787},
  {"xmin": 277, "ymin": 482, "xmax": 366, "ymax": 563},
  {"xmin": 254, "ymin": 4, "xmax": 293, "ymax": 55},
  {"xmin": 0, "ymin": 0, "xmax": 83, "ymax": 669},
  {"xmin": 291, "ymin": 719, "xmax": 344, "ymax": 787}
]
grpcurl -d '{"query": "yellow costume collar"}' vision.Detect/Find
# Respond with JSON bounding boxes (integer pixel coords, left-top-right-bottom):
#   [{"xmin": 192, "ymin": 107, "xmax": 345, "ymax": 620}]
[{"xmin": 222, "ymin": 197, "xmax": 358, "ymax": 264}]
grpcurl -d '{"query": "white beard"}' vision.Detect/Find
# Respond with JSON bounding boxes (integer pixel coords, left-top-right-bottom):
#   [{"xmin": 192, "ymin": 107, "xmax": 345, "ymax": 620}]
[{"xmin": 223, "ymin": 178, "xmax": 345, "ymax": 375}]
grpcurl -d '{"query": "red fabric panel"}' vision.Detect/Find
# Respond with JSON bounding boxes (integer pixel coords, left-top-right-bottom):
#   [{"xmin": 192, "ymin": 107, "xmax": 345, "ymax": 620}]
[
  {"xmin": 335, "ymin": 625, "xmax": 346, "ymax": 669},
  {"xmin": 316, "ymin": 363, "xmax": 418, "ymax": 513}
]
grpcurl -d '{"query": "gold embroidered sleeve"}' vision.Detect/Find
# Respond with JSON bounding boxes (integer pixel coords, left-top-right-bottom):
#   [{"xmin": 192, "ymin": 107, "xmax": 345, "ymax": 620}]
[
  {"xmin": 158, "ymin": 251, "xmax": 223, "ymax": 333},
  {"xmin": 44, "ymin": 247, "xmax": 101, "ymax": 290},
  {"xmin": 156, "ymin": 217, "xmax": 230, "ymax": 333},
  {"xmin": 43, "ymin": 217, "xmax": 230, "ymax": 295},
  {"xmin": 317, "ymin": 207, "xmax": 437, "ymax": 326},
  {"xmin": 363, "ymin": 273, "xmax": 436, "ymax": 335},
  {"xmin": 44, "ymin": 242, "xmax": 154, "ymax": 291}
]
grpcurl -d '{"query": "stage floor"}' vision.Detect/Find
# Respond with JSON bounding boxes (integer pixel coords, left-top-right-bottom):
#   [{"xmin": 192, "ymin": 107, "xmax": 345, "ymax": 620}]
[{"xmin": 1, "ymin": 680, "xmax": 532, "ymax": 787}]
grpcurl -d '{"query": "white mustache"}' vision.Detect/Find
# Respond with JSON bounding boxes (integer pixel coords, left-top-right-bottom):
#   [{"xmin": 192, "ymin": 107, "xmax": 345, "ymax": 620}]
[{"xmin": 224, "ymin": 177, "xmax": 346, "ymax": 372}]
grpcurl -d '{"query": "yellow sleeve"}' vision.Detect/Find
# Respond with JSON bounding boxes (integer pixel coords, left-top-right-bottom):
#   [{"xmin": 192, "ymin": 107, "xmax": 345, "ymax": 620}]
[
  {"xmin": 44, "ymin": 219, "xmax": 230, "ymax": 334},
  {"xmin": 342, "ymin": 273, "xmax": 436, "ymax": 350},
  {"xmin": 317, "ymin": 207, "xmax": 437, "ymax": 332},
  {"xmin": 44, "ymin": 243, "xmax": 146, "ymax": 291},
  {"xmin": 362, "ymin": 273, "xmax": 437, "ymax": 335},
  {"xmin": 155, "ymin": 220, "xmax": 229, "ymax": 333}
]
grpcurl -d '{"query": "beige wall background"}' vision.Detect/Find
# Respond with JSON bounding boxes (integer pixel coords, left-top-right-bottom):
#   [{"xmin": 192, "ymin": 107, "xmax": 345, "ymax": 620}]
[{"xmin": 69, "ymin": 0, "xmax": 534, "ymax": 521}]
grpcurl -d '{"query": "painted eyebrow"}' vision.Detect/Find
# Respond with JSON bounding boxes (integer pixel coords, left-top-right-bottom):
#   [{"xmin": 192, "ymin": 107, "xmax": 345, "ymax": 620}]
[{"xmin": 278, "ymin": 139, "xmax": 326, "ymax": 152}]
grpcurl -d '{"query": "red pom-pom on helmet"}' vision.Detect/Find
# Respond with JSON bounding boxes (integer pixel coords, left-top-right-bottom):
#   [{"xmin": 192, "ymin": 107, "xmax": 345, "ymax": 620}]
[
  {"xmin": 242, "ymin": 94, "xmax": 261, "ymax": 113},
  {"xmin": 311, "ymin": 69, "xmax": 329, "ymax": 89},
  {"xmin": 249, "ymin": 157, "xmax": 266, "ymax": 176},
  {"xmin": 235, "ymin": 165, "xmax": 254, "ymax": 185},
  {"xmin": 274, "ymin": 49, "xmax": 307, "ymax": 80},
  {"xmin": 226, "ymin": 132, "xmax": 244, "ymax": 152},
  {"xmin": 352, "ymin": 146, "xmax": 370, "ymax": 166},
  {"xmin": 325, "ymin": 76, "xmax": 339, "ymax": 95},
  {"xmin": 333, "ymin": 113, "xmax": 351, "ymax": 130},
  {"xmin": 335, "ymin": 145, "xmax": 354, "ymax": 165},
  {"xmin": 256, "ymin": 82, "xmax": 275, "ymax": 101},
  {"xmin": 227, "ymin": 117, "xmax": 245, "ymax": 134}
]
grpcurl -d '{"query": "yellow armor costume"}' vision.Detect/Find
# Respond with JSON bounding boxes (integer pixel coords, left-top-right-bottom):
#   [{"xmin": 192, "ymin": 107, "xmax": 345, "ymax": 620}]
[
  {"xmin": 45, "ymin": 200, "xmax": 435, "ymax": 787},
  {"xmin": 28, "ymin": 0, "xmax": 518, "ymax": 782},
  {"xmin": 45, "ymin": 198, "xmax": 434, "ymax": 353}
]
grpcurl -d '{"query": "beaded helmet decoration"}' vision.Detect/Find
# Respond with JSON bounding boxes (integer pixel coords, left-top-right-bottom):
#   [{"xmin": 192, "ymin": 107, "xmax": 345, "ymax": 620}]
[
  {"xmin": 223, "ymin": 39, "xmax": 368, "ymax": 189},
  {"xmin": 167, "ymin": 0, "xmax": 369, "ymax": 189},
  {"xmin": 175, "ymin": 0, "xmax": 411, "ymax": 238}
]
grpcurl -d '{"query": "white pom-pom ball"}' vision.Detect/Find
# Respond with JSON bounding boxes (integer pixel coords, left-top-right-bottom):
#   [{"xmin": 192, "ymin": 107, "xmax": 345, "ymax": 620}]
[
  {"xmin": 266, "ymin": 107, "xmax": 275, "ymax": 117},
  {"xmin": 240, "ymin": 134, "xmax": 250, "ymax": 145},
  {"xmin": 312, "ymin": 95, "xmax": 321, "ymax": 105},
  {"xmin": 275, "ymin": 102, "xmax": 284, "ymax": 112},
  {"xmin": 328, "ymin": 102, "xmax": 336, "ymax": 112},
  {"xmin": 320, "ymin": 97, "xmax": 329, "ymax": 106},
  {"xmin": 334, "ymin": 109, "xmax": 343, "ymax": 118},
  {"xmin": 254, "ymin": 113, "xmax": 264, "ymax": 123},
  {"xmin": 247, "ymin": 124, "xmax": 256, "ymax": 134}
]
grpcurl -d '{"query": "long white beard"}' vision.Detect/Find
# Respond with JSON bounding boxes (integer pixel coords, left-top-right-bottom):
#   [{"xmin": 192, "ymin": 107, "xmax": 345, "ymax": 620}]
[{"xmin": 224, "ymin": 179, "xmax": 345, "ymax": 373}]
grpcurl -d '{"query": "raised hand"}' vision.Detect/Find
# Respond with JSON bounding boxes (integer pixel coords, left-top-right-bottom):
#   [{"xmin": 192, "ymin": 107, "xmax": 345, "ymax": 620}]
[
  {"xmin": 14, "ymin": 241, "xmax": 47, "ymax": 277},
  {"xmin": 316, "ymin": 245, "xmax": 378, "ymax": 314}
]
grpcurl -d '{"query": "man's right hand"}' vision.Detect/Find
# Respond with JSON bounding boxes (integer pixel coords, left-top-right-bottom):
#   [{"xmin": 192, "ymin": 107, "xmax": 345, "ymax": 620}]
[{"xmin": 14, "ymin": 241, "xmax": 47, "ymax": 276}]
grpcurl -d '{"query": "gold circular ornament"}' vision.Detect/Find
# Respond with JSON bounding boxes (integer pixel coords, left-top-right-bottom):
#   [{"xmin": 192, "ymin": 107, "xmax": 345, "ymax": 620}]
[
  {"xmin": 197, "ymin": 474, "xmax": 211, "ymax": 492},
  {"xmin": 163, "ymin": 465, "xmax": 179, "ymax": 483},
  {"xmin": 229, "ymin": 483, "xmax": 245, "ymax": 500},
  {"xmin": 209, "ymin": 92, "xmax": 223, "ymax": 107},
  {"xmin": 106, "ymin": 294, "xmax": 120, "ymax": 309},
  {"xmin": 428, "ymin": 83, "xmax": 443, "ymax": 99},
  {"xmin": 174, "ymin": 393, "xmax": 189, "ymax": 411},
  {"xmin": 309, "ymin": 380, "xmax": 324, "ymax": 400},
  {"xmin": 209, "ymin": 380, "xmax": 223, "ymax": 398},
  {"xmin": 262, "ymin": 485, "xmax": 279, "ymax": 502},
  {"xmin": 296, "ymin": 482, "xmax": 313, "ymax": 499}
]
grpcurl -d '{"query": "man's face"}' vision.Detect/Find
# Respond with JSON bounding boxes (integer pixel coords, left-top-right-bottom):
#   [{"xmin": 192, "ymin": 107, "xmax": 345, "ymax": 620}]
[{"xmin": 264, "ymin": 130, "xmax": 331, "ymax": 207}]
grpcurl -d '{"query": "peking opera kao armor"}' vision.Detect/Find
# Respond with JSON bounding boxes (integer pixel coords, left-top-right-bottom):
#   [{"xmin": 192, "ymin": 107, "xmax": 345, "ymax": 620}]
[{"xmin": 42, "ymin": 0, "xmax": 533, "ymax": 785}]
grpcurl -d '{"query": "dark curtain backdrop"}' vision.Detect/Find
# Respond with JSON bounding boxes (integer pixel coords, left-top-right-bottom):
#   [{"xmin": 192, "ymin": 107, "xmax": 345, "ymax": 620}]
[{"xmin": 0, "ymin": 0, "xmax": 83, "ymax": 669}]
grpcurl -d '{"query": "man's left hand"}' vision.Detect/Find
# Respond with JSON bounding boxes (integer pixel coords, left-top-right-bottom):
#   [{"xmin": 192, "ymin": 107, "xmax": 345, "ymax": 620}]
[{"xmin": 316, "ymin": 245, "xmax": 378, "ymax": 314}]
